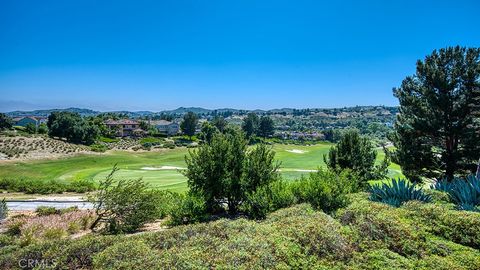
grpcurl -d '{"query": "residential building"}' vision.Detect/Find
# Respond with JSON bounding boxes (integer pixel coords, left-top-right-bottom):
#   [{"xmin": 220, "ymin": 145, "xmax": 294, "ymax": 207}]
[
  {"xmin": 13, "ymin": 116, "xmax": 46, "ymax": 127},
  {"xmin": 150, "ymin": 120, "xmax": 179, "ymax": 136},
  {"xmin": 104, "ymin": 119, "xmax": 140, "ymax": 137}
]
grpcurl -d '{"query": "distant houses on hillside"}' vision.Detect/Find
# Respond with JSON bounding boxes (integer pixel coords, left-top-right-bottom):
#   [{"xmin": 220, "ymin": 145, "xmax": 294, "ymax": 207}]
[
  {"xmin": 104, "ymin": 119, "xmax": 142, "ymax": 137},
  {"xmin": 149, "ymin": 120, "xmax": 180, "ymax": 136},
  {"xmin": 104, "ymin": 119, "xmax": 179, "ymax": 137},
  {"xmin": 13, "ymin": 116, "xmax": 47, "ymax": 127}
]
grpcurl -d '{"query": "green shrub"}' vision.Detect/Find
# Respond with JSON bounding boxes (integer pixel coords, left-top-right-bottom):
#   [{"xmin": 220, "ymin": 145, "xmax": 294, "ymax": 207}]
[
  {"xmin": 242, "ymin": 179, "xmax": 296, "ymax": 219},
  {"xmin": 291, "ymin": 169, "xmax": 356, "ymax": 213},
  {"xmin": 337, "ymin": 199, "xmax": 429, "ymax": 257},
  {"xmin": 66, "ymin": 179, "xmax": 96, "ymax": 193},
  {"xmin": 99, "ymin": 136, "xmax": 119, "ymax": 143},
  {"xmin": 0, "ymin": 178, "xmax": 96, "ymax": 194},
  {"xmin": 93, "ymin": 240, "xmax": 160, "ymax": 269},
  {"xmin": 36, "ymin": 206, "xmax": 58, "ymax": 216},
  {"xmin": 90, "ymin": 143, "xmax": 108, "ymax": 152},
  {"xmin": 402, "ymin": 201, "xmax": 480, "ymax": 249},
  {"xmin": 369, "ymin": 178, "xmax": 432, "ymax": 207},
  {"xmin": 168, "ymin": 192, "xmax": 208, "ymax": 225},
  {"xmin": 89, "ymin": 166, "xmax": 162, "ymax": 233}
]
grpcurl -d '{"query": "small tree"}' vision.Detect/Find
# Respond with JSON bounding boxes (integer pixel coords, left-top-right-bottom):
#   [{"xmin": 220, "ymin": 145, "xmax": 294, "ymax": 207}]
[
  {"xmin": 25, "ymin": 123, "xmax": 37, "ymax": 134},
  {"xmin": 324, "ymin": 129, "xmax": 388, "ymax": 184},
  {"xmin": 212, "ymin": 116, "xmax": 227, "ymax": 132},
  {"xmin": 241, "ymin": 113, "xmax": 259, "ymax": 138},
  {"xmin": 184, "ymin": 128, "xmax": 280, "ymax": 215},
  {"xmin": 180, "ymin": 112, "xmax": 198, "ymax": 138},
  {"xmin": 0, "ymin": 113, "xmax": 13, "ymax": 130},
  {"xmin": 89, "ymin": 166, "xmax": 160, "ymax": 233},
  {"xmin": 258, "ymin": 116, "xmax": 275, "ymax": 138},
  {"xmin": 199, "ymin": 122, "xmax": 218, "ymax": 143},
  {"xmin": 37, "ymin": 123, "xmax": 48, "ymax": 134}
]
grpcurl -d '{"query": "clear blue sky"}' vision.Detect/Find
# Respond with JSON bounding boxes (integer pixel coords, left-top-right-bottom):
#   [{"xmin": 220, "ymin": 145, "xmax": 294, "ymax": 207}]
[{"xmin": 1, "ymin": 0, "xmax": 479, "ymax": 112}]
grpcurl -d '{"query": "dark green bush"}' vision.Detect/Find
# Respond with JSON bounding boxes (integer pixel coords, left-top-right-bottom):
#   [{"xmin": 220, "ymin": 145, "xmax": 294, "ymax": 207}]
[
  {"xmin": 369, "ymin": 178, "xmax": 432, "ymax": 207},
  {"xmin": 291, "ymin": 169, "xmax": 356, "ymax": 213},
  {"xmin": 168, "ymin": 192, "xmax": 208, "ymax": 226},
  {"xmin": 242, "ymin": 179, "xmax": 296, "ymax": 219},
  {"xmin": 35, "ymin": 206, "xmax": 58, "ymax": 216},
  {"xmin": 90, "ymin": 143, "xmax": 108, "ymax": 152},
  {"xmin": 0, "ymin": 178, "xmax": 96, "ymax": 194}
]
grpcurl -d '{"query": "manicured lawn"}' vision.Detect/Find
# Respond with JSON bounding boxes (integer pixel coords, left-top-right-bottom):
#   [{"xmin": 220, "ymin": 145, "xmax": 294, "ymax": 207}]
[{"xmin": 0, "ymin": 143, "xmax": 403, "ymax": 193}]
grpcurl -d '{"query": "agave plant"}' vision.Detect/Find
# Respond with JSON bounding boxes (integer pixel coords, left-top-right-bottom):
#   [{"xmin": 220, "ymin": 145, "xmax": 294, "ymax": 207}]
[
  {"xmin": 431, "ymin": 178, "xmax": 454, "ymax": 192},
  {"xmin": 369, "ymin": 178, "xmax": 432, "ymax": 207},
  {"xmin": 448, "ymin": 175, "xmax": 480, "ymax": 211}
]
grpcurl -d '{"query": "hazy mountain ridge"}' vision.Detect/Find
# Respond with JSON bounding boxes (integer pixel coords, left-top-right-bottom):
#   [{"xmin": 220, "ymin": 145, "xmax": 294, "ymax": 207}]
[{"xmin": 6, "ymin": 105, "xmax": 398, "ymax": 118}]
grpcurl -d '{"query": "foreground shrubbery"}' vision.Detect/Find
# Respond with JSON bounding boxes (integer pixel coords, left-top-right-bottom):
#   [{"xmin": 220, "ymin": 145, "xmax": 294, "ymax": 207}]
[
  {"xmin": 0, "ymin": 178, "xmax": 96, "ymax": 194},
  {"xmin": 1, "ymin": 198, "xmax": 479, "ymax": 269}
]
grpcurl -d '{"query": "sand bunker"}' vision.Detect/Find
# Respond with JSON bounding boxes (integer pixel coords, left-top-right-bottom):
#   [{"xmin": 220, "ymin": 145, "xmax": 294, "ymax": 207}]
[
  {"xmin": 286, "ymin": 149, "xmax": 307, "ymax": 154},
  {"xmin": 141, "ymin": 166, "xmax": 185, "ymax": 170}
]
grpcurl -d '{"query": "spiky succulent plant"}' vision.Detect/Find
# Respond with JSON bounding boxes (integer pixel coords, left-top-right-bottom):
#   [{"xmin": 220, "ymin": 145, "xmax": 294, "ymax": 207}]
[{"xmin": 369, "ymin": 178, "xmax": 432, "ymax": 207}]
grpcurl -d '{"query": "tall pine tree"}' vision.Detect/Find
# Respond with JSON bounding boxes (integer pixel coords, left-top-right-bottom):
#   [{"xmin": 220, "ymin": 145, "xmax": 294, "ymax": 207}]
[{"xmin": 391, "ymin": 46, "xmax": 480, "ymax": 182}]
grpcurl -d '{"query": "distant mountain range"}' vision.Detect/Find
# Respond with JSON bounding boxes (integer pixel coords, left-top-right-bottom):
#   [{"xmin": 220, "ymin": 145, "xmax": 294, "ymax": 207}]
[{"xmin": 6, "ymin": 106, "xmax": 398, "ymax": 118}]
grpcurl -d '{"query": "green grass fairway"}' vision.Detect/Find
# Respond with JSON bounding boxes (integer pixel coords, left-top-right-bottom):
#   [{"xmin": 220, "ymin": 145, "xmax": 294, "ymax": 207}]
[{"xmin": 0, "ymin": 143, "xmax": 403, "ymax": 193}]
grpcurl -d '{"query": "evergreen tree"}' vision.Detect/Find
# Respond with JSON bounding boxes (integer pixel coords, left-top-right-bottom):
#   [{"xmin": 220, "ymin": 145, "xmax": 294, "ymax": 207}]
[
  {"xmin": 212, "ymin": 116, "xmax": 227, "ymax": 132},
  {"xmin": 324, "ymin": 129, "xmax": 388, "ymax": 184},
  {"xmin": 0, "ymin": 113, "xmax": 13, "ymax": 130},
  {"xmin": 180, "ymin": 112, "xmax": 198, "ymax": 138},
  {"xmin": 258, "ymin": 116, "xmax": 275, "ymax": 138},
  {"xmin": 241, "ymin": 113, "xmax": 259, "ymax": 138},
  {"xmin": 391, "ymin": 46, "xmax": 480, "ymax": 181}
]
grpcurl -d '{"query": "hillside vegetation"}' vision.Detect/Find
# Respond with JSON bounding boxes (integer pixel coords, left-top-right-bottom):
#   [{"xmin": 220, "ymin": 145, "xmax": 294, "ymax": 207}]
[{"xmin": 1, "ymin": 195, "xmax": 479, "ymax": 269}]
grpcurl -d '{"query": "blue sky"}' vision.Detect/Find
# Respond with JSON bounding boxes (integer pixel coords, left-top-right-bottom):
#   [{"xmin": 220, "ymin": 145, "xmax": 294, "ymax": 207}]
[{"xmin": 1, "ymin": 0, "xmax": 479, "ymax": 111}]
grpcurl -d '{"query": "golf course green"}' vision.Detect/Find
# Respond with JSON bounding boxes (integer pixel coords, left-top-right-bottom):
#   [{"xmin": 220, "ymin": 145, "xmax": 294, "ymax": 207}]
[{"xmin": 0, "ymin": 143, "xmax": 402, "ymax": 192}]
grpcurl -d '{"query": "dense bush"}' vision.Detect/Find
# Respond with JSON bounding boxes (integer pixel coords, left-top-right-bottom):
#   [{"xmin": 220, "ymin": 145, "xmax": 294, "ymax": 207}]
[
  {"xmin": 89, "ymin": 166, "xmax": 162, "ymax": 233},
  {"xmin": 0, "ymin": 178, "xmax": 96, "ymax": 194},
  {"xmin": 291, "ymin": 169, "xmax": 357, "ymax": 213},
  {"xmin": 242, "ymin": 180, "xmax": 296, "ymax": 219},
  {"xmin": 369, "ymin": 178, "xmax": 432, "ymax": 207},
  {"xmin": 35, "ymin": 206, "xmax": 58, "ymax": 216},
  {"xmin": 168, "ymin": 192, "xmax": 208, "ymax": 225},
  {"xmin": 90, "ymin": 143, "xmax": 108, "ymax": 152},
  {"xmin": 402, "ymin": 201, "xmax": 480, "ymax": 249}
]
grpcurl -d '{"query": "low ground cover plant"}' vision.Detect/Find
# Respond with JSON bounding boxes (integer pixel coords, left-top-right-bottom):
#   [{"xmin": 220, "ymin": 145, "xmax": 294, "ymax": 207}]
[{"xmin": 1, "ymin": 199, "xmax": 479, "ymax": 269}]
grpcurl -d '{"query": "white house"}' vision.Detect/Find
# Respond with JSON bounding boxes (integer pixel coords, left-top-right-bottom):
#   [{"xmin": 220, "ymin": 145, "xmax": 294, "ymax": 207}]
[{"xmin": 150, "ymin": 120, "xmax": 179, "ymax": 136}]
